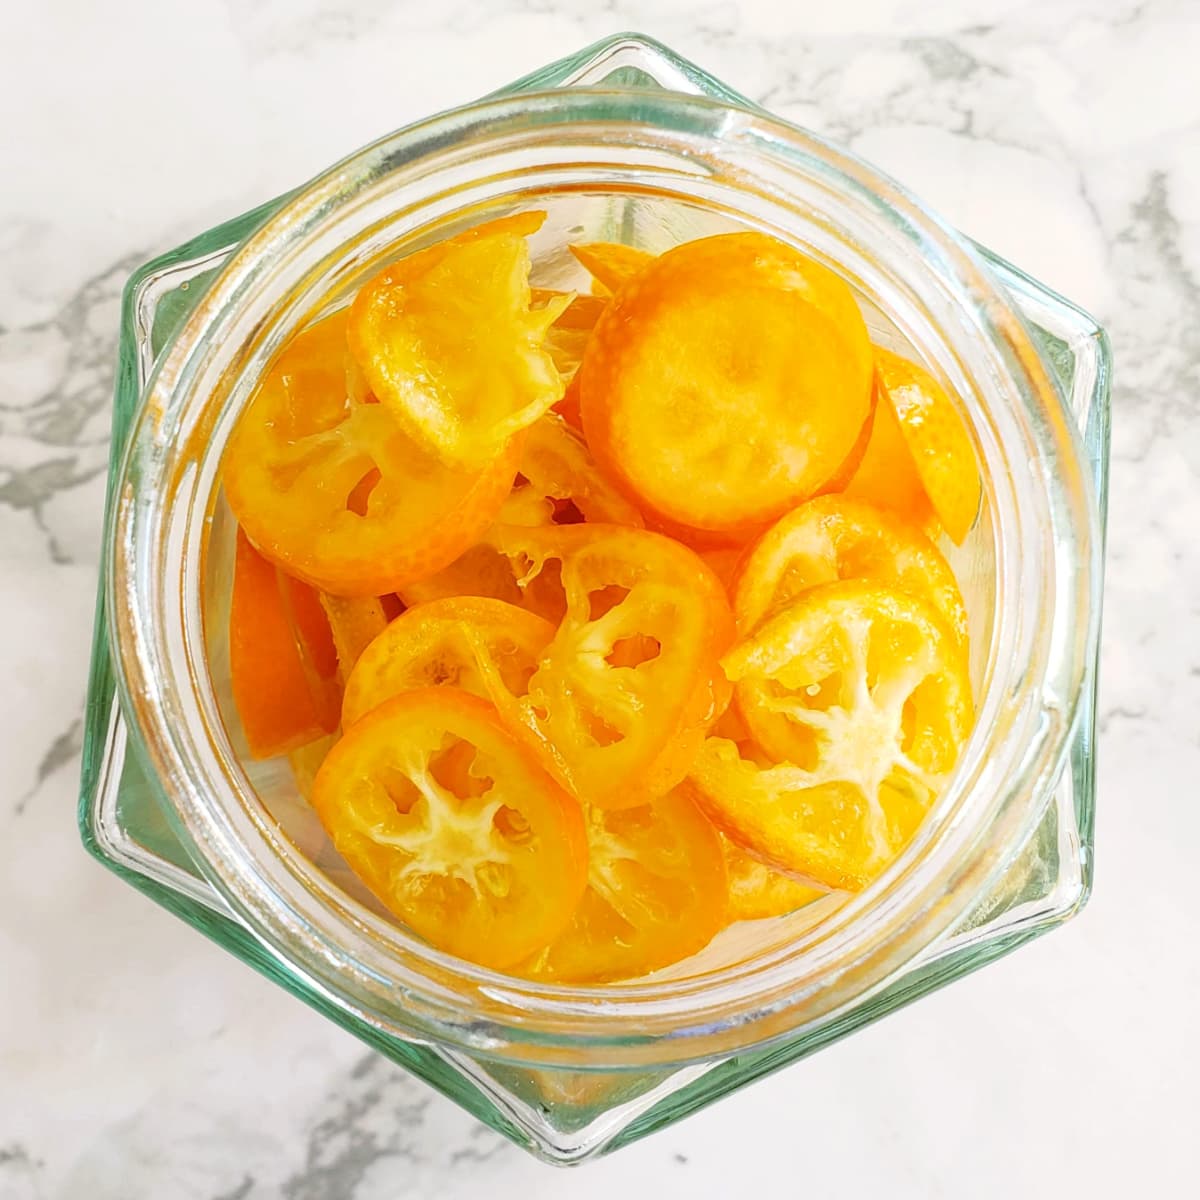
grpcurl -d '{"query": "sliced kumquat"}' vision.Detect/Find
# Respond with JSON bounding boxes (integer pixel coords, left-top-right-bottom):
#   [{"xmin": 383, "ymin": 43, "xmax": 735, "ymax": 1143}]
[
  {"xmin": 696, "ymin": 581, "xmax": 972, "ymax": 889},
  {"xmin": 727, "ymin": 581, "xmax": 970, "ymax": 775},
  {"xmin": 873, "ymin": 347, "xmax": 981, "ymax": 543},
  {"xmin": 815, "ymin": 369, "xmax": 878, "ymax": 495},
  {"xmin": 221, "ymin": 211, "xmax": 983, "ymax": 979},
  {"xmin": 348, "ymin": 212, "xmax": 567, "ymax": 466},
  {"xmin": 223, "ymin": 310, "xmax": 521, "ymax": 596},
  {"xmin": 732, "ymin": 494, "xmax": 968, "ymax": 646},
  {"xmin": 229, "ymin": 529, "xmax": 341, "ymax": 759},
  {"xmin": 311, "ymin": 687, "xmax": 587, "ymax": 969},
  {"xmin": 843, "ymin": 363, "xmax": 937, "ymax": 535},
  {"xmin": 520, "ymin": 788, "xmax": 727, "ymax": 983},
  {"xmin": 403, "ymin": 525, "xmax": 729, "ymax": 787},
  {"xmin": 494, "ymin": 525, "xmax": 734, "ymax": 808},
  {"xmin": 341, "ymin": 596, "xmax": 556, "ymax": 728},
  {"xmin": 580, "ymin": 232, "xmax": 874, "ymax": 538}
]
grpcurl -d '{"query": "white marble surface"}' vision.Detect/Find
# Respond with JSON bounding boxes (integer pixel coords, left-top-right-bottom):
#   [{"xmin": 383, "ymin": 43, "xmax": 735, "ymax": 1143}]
[{"xmin": 2, "ymin": 0, "xmax": 1198, "ymax": 1195}]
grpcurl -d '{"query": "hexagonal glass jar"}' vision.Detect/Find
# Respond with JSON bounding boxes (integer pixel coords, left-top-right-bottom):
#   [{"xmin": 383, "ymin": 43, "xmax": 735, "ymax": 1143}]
[{"xmin": 79, "ymin": 34, "xmax": 1109, "ymax": 1165}]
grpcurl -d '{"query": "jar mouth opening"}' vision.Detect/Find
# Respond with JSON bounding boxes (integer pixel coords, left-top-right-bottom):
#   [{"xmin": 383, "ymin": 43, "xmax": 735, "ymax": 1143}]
[{"xmin": 110, "ymin": 89, "xmax": 1096, "ymax": 1067}]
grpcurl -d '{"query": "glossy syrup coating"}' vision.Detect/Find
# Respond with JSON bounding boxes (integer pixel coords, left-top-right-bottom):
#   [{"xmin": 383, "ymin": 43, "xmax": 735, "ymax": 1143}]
[{"xmin": 223, "ymin": 218, "xmax": 980, "ymax": 979}]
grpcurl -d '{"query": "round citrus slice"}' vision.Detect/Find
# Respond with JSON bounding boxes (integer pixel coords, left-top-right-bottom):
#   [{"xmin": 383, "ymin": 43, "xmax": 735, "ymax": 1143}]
[
  {"xmin": 579, "ymin": 232, "xmax": 874, "ymax": 538},
  {"xmin": 873, "ymin": 347, "xmax": 981, "ymax": 544},
  {"xmin": 311, "ymin": 687, "xmax": 587, "ymax": 970},
  {"xmin": 693, "ymin": 580, "xmax": 973, "ymax": 890},
  {"xmin": 347, "ymin": 212, "xmax": 567, "ymax": 466},
  {"xmin": 732, "ymin": 494, "xmax": 968, "ymax": 646},
  {"xmin": 223, "ymin": 310, "xmax": 521, "ymax": 596},
  {"xmin": 520, "ymin": 789, "xmax": 727, "ymax": 983},
  {"xmin": 341, "ymin": 596, "xmax": 555, "ymax": 727},
  {"xmin": 503, "ymin": 525, "xmax": 734, "ymax": 809}
]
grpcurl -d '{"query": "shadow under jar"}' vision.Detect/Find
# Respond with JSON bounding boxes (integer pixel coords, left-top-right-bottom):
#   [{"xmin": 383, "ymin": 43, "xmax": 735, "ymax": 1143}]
[{"xmin": 82, "ymin": 35, "xmax": 1108, "ymax": 1165}]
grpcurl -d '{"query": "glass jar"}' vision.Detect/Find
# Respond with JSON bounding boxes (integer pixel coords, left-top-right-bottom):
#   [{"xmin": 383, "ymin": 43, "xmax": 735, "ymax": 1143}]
[{"xmin": 80, "ymin": 34, "xmax": 1109, "ymax": 1164}]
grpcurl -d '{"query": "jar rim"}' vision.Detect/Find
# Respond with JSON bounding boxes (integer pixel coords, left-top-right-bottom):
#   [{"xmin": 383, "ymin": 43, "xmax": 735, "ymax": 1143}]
[{"xmin": 109, "ymin": 87, "xmax": 1100, "ymax": 1068}]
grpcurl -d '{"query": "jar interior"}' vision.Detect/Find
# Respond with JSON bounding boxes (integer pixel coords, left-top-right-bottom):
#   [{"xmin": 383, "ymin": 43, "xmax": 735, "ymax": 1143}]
[{"xmin": 200, "ymin": 185, "xmax": 998, "ymax": 988}]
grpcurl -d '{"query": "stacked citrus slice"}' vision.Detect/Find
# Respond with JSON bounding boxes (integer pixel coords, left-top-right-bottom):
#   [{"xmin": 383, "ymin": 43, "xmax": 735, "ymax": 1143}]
[{"xmin": 220, "ymin": 214, "xmax": 980, "ymax": 979}]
